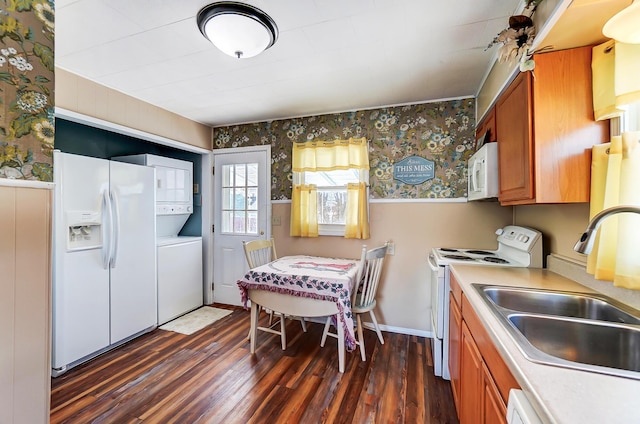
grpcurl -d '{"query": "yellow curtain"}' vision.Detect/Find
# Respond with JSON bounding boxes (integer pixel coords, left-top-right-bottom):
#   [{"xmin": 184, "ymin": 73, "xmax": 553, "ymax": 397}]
[
  {"xmin": 614, "ymin": 42, "xmax": 640, "ymax": 107},
  {"xmin": 592, "ymin": 40, "xmax": 640, "ymax": 120},
  {"xmin": 290, "ymin": 184, "xmax": 318, "ymax": 237},
  {"xmin": 292, "ymin": 137, "xmax": 369, "ymax": 171},
  {"xmin": 345, "ymin": 183, "xmax": 370, "ymax": 239},
  {"xmin": 290, "ymin": 137, "xmax": 370, "ymax": 239},
  {"xmin": 614, "ymin": 132, "xmax": 640, "ymax": 289},
  {"xmin": 592, "ymin": 40, "xmax": 623, "ymax": 121},
  {"xmin": 587, "ymin": 131, "xmax": 640, "ymax": 289}
]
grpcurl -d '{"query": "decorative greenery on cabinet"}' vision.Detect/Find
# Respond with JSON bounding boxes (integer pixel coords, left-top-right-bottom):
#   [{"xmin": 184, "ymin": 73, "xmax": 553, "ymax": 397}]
[
  {"xmin": 214, "ymin": 99, "xmax": 476, "ymax": 200},
  {"xmin": 0, "ymin": 0, "xmax": 54, "ymax": 181}
]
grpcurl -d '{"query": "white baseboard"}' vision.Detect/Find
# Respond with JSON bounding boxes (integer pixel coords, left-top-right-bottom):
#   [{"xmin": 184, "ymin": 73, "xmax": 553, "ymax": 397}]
[
  {"xmin": 304, "ymin": 316, "xmax": 433, "ymax": 339},
  {"xmin": 363, "ymin": 322, "xmax": 432, "ymax": 338}
]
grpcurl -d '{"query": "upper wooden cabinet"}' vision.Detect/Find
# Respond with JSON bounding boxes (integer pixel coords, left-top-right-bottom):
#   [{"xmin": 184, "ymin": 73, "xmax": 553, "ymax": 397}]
[
  {"xmin": 475, "ymin": 107, "xmax": 497, "ymax": 147},
  {"xmin": 495, "ymin": 46, "xmax": 610, "ymax": 205}
]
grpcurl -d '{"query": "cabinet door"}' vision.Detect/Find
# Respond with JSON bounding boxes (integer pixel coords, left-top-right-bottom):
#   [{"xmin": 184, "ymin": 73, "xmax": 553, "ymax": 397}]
[
  {"xmin": 460, "ymin": 321, "xmax": 483, "ymax": 424},
  {"xmin": 496, "ymin": 72, "xmax": 534, "ymax": 204},
  {"xmin": 532, "ymin": 46, "xmax": 609, "ymax": 203},
  {"xmin": 483, "ymin": 362, "xmax": 507, "ymax": 424},
  {"xmin": 449, "ymin": 293, "xmax": 462, "ymax": 414},
  {"xmin": 476, "ymin": 107, "xmax": 496, "ymax": 145}
]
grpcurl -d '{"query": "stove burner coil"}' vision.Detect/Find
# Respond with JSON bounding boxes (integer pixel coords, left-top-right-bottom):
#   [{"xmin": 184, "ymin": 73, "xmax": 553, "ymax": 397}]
[
  {"xmin": 440, "ymin": 248, "xmax": 459, "ymax": 252},
  {"xmin": 444, "ymin": 255, "xmax": 474, "ymax": 260},
  {"xmin": 466, "ymin": 250, "xmax": 495, "ymax": 255},
  {"xmin": 483, "ymin": 257, "xmax": 509, "ymax": 264}
]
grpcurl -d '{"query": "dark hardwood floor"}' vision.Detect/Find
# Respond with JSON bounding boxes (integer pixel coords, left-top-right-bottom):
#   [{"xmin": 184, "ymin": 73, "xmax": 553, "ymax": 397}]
[{"xmin": 51, "ymin": 305, "xmax": 459, "ymax": 423}]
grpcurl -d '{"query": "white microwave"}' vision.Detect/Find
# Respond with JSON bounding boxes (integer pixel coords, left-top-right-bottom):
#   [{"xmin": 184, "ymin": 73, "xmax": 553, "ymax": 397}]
[{"xmin": 468, "ymin": 142, "xmax": 499, "ymax": 201}]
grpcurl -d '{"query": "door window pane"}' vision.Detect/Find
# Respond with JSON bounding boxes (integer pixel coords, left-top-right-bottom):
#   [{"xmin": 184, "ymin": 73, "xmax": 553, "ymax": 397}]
[
  {"xmin": 247, "ymin": 187, "xmax": 258, "ymax": 210},
  {"xmin": 222, "ymin": 188, "xmax": 233, "ymax": 209},
  {"xmin": 234, "ymin": 211, "xmax": 246, "ymax": 233},
  {"xmin": 220, "ymin": 163, "xmax": 259, "ymax": 235},
  {"xmin": 221, "ymin": 211, "xmax": 233, "ymax": 233}
]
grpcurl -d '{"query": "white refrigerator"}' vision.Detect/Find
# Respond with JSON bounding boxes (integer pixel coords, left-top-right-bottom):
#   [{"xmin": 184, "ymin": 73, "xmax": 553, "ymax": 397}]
[{"xmin": 52, "ymin": 151, "xmax": 157, "ymax": 376}]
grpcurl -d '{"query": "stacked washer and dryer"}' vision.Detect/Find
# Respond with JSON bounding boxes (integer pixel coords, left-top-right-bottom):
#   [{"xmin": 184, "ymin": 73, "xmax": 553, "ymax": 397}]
[{"xmin": 112, "ymin": 154, "xmax": 203, "ymax": 325}]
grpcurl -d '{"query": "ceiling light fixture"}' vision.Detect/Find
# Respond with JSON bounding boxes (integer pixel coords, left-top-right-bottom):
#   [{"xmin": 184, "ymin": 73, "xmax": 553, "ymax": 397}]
[
  {"xmin": 197, "ymin": 2, "xmax": 278, "ymax": 59},
  {"xmin": 602, "ymin": 0, "xmax": 640, "ymax": 44}
]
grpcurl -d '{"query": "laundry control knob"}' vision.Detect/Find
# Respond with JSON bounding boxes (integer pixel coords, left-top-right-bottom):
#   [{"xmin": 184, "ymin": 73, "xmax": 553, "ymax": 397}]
[{"xmin": 495, "ymin": 228, "xmax": 504, "ymax": 236}]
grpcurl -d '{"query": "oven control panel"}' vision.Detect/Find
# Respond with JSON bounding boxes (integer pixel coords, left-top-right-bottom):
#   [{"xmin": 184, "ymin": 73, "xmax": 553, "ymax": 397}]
[{"xmin": 496, "ymin": 226, "xmax": 541, "ymax": 252}]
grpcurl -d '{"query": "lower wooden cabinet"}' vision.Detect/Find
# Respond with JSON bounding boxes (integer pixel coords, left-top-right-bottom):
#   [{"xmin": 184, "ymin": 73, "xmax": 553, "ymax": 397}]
[
  {"xmin": 449, "ymin": 272, "xmax": 517, "ymax": 423},
  {"xmin": 483, "ymin": 362, "xmax": 508, "ymax": 424},
  {"xmin": 448, "ymin": 292, "xmax": 462, "ymax": 414},
  {"xmin": 460, "ymin": 321, "xmax": 484, "ymax": 424}
]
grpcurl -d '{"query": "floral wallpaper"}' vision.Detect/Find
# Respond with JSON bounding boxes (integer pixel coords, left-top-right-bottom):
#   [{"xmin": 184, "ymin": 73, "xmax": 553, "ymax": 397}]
[
  {"xmin": 0, "ymin": 0, "xmax": 54, "ymax": 181},
  {"xmin": 214, "ymin": 99, "xmax": 476, "ymax": 200}
]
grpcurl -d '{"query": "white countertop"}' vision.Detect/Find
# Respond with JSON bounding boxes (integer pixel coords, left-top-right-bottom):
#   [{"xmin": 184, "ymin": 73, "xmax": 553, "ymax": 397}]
[{"xmin": 450, "ymin": 264, "xmax": 640, "ymax": 424}]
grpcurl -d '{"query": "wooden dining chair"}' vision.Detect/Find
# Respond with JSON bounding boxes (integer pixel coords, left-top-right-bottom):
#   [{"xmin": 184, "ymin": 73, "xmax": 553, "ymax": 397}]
[
  {"xmin": 321, "ymin": 243, "xmax": 388, "ymax": 361},
  {"xmin": 242, "ymin": 238, "xmax": 306, "ymax": 348}
]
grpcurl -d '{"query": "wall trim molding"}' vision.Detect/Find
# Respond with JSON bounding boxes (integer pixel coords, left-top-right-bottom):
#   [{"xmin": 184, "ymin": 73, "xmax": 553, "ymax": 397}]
[
  {"xmin": 272, "ymin": 198, "xmax": 468, "ymax": 205},
  {"xmin": 0, "ymin": 179, "xmax": 54, "ymax": 189},
  {"xmin": 304, "ymin": 317, "xmax": 431, "ymax": 338},
  {"xmin": 364, "ymin": 322, "xmax": 432, "ymax": 338}
]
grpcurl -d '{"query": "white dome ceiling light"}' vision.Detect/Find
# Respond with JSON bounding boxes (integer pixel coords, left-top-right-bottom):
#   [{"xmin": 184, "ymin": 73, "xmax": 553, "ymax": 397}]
[
  {"xmin": 603, "ymin": 0, "xmax": 640, "ymax": 44},
  {"xmin": 197, "ymin": 2, "xmax": 279, "ymax": 59}
]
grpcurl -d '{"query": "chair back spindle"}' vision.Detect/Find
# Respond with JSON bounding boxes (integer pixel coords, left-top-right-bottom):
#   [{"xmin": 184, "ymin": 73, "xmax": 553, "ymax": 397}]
[
  {"xmin": 352, "ymin": 243, "xmax": 388, "ymax": 309},
  {"xmin": 242, "ymin": 238, "xmax": 277, "ymax": 268}
]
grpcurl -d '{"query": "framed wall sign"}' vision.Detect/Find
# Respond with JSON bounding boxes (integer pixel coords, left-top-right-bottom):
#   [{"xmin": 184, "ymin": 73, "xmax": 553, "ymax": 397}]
[{"xmin": 393, "ymin": 156, "xmax": 435, "ymax": 185}]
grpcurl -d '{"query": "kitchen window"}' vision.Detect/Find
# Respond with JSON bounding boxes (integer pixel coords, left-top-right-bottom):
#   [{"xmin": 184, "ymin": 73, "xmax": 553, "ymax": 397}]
[
  {"xmin": 299, "ymin": 168, "xmax": 368, "ymax": 236},
  {"xmin": 622, "ymin": 102, "xmax": 640, "ymax": 131},
  {"xmin": 290, "ymin": 138, "xmax": 370, "ymax": 239}
]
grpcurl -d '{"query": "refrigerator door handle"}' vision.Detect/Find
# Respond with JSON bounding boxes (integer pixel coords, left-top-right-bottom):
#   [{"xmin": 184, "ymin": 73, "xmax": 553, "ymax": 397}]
[
  {"xmin": 109, "ymin": 189, "xmax": 121, "ymax": 268},
  {"xmin": 101, "ymin": 189, "xmax": 113, "ymax": 269}
]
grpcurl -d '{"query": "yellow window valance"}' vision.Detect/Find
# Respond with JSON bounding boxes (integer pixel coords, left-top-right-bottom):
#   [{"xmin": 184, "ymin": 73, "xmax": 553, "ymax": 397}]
[
  {"xmin": 292, "ymin": 137, "xmax": 369, "ymax": 172},
  {"xmin": 592, "ymin": 40, "xmax": 640, "ymax": 121}
]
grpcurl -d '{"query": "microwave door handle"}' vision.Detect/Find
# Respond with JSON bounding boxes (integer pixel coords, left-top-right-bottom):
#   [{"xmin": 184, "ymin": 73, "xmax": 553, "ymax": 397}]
[{"xmin": 471, "ymin": 161, "xmax": 479, "ymax": 191}]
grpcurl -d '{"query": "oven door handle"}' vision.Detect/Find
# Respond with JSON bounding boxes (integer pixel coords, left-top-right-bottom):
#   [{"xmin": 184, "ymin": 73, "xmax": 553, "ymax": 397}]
[{"xmin": 428, "ymin": 253, "xmax": 440, "ymax": 272}]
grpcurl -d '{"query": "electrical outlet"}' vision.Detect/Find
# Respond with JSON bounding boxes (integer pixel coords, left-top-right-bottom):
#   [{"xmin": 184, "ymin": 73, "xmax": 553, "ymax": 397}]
[
  {"xmin": 272, "ymin": 215, "xmax": 282, "ymax": 226},
  {"xmin": 387, "ymin": 242, "xmax": 395, "ymax": 255}
]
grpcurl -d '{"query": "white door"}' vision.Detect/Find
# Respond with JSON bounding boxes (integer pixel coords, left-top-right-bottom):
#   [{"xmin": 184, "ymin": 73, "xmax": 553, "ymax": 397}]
[
  {"xmin": 52, "ymin": 152, "xmax": 111, "ymax": 370},
  {"xmin": 213, "ymin": 146, "xmax": 270, "ymax": 306},
  {"xmin": 109, "ymin": 161, "xmax": 157, "ymax": 343}
]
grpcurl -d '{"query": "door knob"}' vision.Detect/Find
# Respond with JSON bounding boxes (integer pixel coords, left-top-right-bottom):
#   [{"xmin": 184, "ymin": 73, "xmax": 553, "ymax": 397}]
[{"xmin": 260, "ymin": 231, "xmax": 264, "ymax": 235}]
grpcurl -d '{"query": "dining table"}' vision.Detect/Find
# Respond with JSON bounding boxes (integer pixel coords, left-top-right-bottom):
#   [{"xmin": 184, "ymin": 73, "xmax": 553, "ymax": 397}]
[{"xmin": 236, "ymin": 254, "xmax": 361, "ymax": 373}]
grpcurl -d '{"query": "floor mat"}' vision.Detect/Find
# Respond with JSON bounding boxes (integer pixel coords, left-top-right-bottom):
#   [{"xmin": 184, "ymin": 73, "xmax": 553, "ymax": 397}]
[{"xmin": 159, "ymin": 306, "xmax": 233, "ymax": 335}]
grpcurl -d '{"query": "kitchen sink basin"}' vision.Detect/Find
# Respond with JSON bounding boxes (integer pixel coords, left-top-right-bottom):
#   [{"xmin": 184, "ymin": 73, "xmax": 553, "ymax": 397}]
[
  {"xmin": 473, "ymin": 284, "xmax": 640, "ymax": 379},
  {"xmin": 479, "ymin": 285, "xmax": 640, "ymax": 324},
  {"xmin": 508, "ymin": 314, "xmax": 640, "ymax": 378}
]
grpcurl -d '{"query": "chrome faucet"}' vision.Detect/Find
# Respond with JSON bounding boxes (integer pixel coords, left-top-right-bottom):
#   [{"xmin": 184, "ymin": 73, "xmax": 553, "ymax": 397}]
[{"xmin": 574, "ymin": 206, "xmax": 640, "ymax": 254}]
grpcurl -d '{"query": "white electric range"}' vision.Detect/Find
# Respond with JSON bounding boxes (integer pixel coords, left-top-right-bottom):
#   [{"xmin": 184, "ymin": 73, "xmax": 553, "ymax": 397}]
[{"xmin": 427, "ymin": 225, "xmax": 543, "ymax": 380}]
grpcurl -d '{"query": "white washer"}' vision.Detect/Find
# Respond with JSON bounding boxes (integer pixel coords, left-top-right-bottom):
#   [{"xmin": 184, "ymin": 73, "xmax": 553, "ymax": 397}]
[{"xmin": 157, "ymin": 236, "xmax": 203, "ymax": 325}]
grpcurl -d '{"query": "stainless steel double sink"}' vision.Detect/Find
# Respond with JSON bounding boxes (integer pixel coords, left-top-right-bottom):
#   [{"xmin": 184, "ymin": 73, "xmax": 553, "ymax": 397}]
[{"xmin": 473, "ymin": 284, "xmax": 640, "ymax": 380}]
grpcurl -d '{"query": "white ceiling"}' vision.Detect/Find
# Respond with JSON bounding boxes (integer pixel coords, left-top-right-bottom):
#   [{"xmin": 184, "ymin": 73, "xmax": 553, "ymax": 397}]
[{"xmin": 55, "ymin": 0, "xmax": 528, "ymax": 127}]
